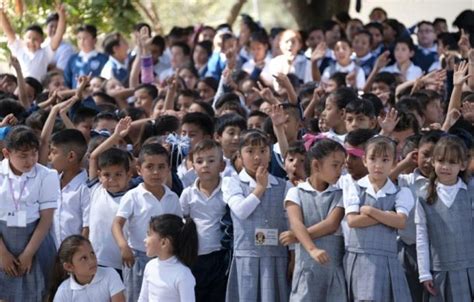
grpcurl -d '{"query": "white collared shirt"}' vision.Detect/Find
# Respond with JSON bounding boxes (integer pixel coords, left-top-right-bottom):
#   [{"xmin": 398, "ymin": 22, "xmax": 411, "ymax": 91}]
[
  {"xmin": 138, "ymin": 256, "xmax": 195, "ymax": 302},
  {"xmin": 323, "ymin": 129, "xmax": 347, "ymax": 146},
  {"xmin": 8, "ymin": 38, "xmax": 54, "ymax": 81},
  {"xmin": 42, "ymin": 39, "xmax": 75, "ymax": 70},
  {"xmin": 344, "ymin": 175, "xmax": 414, "ymax": 217},
  {"xmin": 262, "ymin": 53, "xmax": 312, "ymax": 85},
  {"xmin": 381, "ymin": 62, "xmax": 423, "ymax": 81},
  {"xmin": 100, "ymin": 56, "xmax": 129, "ymax": 80},
  {"xmin": 78, "ymin": 50, "xmax": 99, "ymax": 63},
  {"xmin": 321, "ymin": 61, "xmax": 366, "ymax": 90},
  {"xmin": 180, "ymin": 179, "xmax": 226, "ymax": 255},
  {"xmin": 0, "ymin": 159, "xmax": 59, "ymax": 223},
  {"xmin": 53, "ymin": 169, "xmax": 90, "ymax": 247},
  {"xmin": 222, "ymin": 169, "xmax": 290, "ymax": 220},
  {"xmin": 89, "ymin": 181, "xmax": 126, "ymax": 269},
  {"xmin": 415, "ymin": 178, "xmax": 468, "ymax": 282},
  {"xmin": 116, "ymin": 183, "xmax": 182, "ymax": 252},
  {"xmin": 285, "ymin": 180, "xmax": 340, "ymax": 207},
  {"xmin": 53, "ymin": 267, "xmax": 124, "ymax": 302},
  {"xmin": 242, "ymin": 56, "xmax": 272, "ymax": 75}
]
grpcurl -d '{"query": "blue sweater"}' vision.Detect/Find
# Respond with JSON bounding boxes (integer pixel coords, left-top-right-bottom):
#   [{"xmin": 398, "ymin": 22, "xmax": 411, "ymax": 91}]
[{"xmin": 64, "ymin": 52, "xmax": 109, "ymax": 88}]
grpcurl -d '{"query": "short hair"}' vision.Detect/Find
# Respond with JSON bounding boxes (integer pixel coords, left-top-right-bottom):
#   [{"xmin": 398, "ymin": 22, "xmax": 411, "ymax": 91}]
[
  {"xmin": 92, "ymin": 91, "xmax": 116, "ymax": 105},
  {"xmin": 0, "ymin": 98, "xmax": 26, "ymax": 120},
  {"xmin": 394, "ymin": 111, "xmax": 420, "ymax": 134},
  {"xmin": 215, "ymin": 92, "xmax": 240, "ymax": 109},
  {"xmin": 396, "ymin": 96, "xmax": 423, "ymax": 117},
  {"xmin": 25, "ymin": 77, "xmax": 43, "ymax": 99},
  {"xmin": 198, "ymin": 77, "xmax": 219, "ymax": 92},
  {"xmin": 216, "ymin": 113, "xmax": 247, "ymax": 135},
  {"xmin": 45, "ymin": 13, "xmax": 59, "ymax": 25},
  {"xmin": 5, "ymin": 125, "xmax": 39, "ymax": 151},
  {"xmin": 239, "ymin": 129, "xmax": 271, "ymax": 150},
  {"xmin": 281, "ymin": 103, "xmax": 301, "ymax": 120},
  {"xmin": 25, "ymin": 110, "xmax": 48, "ymax": 131},
  {"xmin": 72, "ymin": 107, "xmax": 98, "ymax": 125},
  {"xmin": 191, "ymin": 139, "xmax": 223, "ymax": 160},
  {"xmin": 25, "ymin": 24, "xmax": 44, "ymax": 37},
  {"xmin": 181, "ymin": 112, "xmax": 214, "ymax": 136},
  {"xmin": 42, "ymin": 70, "xmax": 64, "ymax": 88},
  {"xmin": 76, "ymin": 24, "xmax": 98, "ymax": 39},
  {"xmin": 329, "ymin": 72, "xmax": 347, "ymax": 87},
  {"xmin": 134, "ymin": 22, "xmax": 151, "ymax": 33},
  {"xmin": 191, "ymin": 101, "xmax": 215, "ymax": 117},
  {"xmin": 151, "ymin": 35, "xmax": 165, "ymax": 51},
  {"xmin": 249, "ymin": 30, "xmax": 269, "ymax": 47},
  {"xmin": 437, "ymin": 32, "xmax": 459, "ymax": 51},
  {"xmin": 194, "ymin": 40, "xmax": 213, "ymax": 57},
  {"xmin": 138, "ymin": 143, "xmax": 170, "ymax": 164},
  {"xmin": 419, "ymin": 129, "xmax": 444, "ymax": 147},
  {"xmin": 372, "ymin": 72, "xmax": 396, "ymax": 87},
  {"xmin": 353, "ymin": 29, "xmax": 373, "ymax": 45},
  {"xmin": 365, "ymin": 22, "xmax": 384, "ymax": 35},
  {"xmin": 248, "ymin": 110, "xmax": 268, "ymax": 119},
  {"xmin": 345, "ymin": 99, "xmax": 375, "ymax": 118},
  {"xmin": 98, "ymin": 147, "xmax": 130, "ymax": 171},
  {"xmin": 102, "ymin": 32, "xmax": 124, "ymax": 56},
  {"xmin": 171, "ymin": 42, "xmax": 191, "ymax": 56},
  {"xmin": 395, "ymin": 36, "xmax": 416, "ymax": 52},
  {"xmin": 345, "ymin": 128, "xmax": 377, "ymax": 147},
  {"xmin": 94, "ymin": 111, "xmax": 119, "ymax": 123},
  {"xmin": 322, "ymin": 20, "xmax": 339, "ymax": 33},
  {"xmin": 135, "ymin": 83, "xmax": 158, "ymax": 100},
  {"xmin": 417, "ymin": 20, "xmax": 434, "ymax": 29},
  {"xmin": 328, "ymin": 87, "xmax": 359, "ymax": 110},
  {"xmin": 286, "ymin": 141, "xmax": 306, "ymax": 157},
  {"xmin": 217, "ymin": 100, "xmax": 247, "ymax": 119},
  {"xmin": 361, "ymin": 93, "xmax": 384, "ymax": 117},
  {"xmin": 51, "ymin": 129, "xmax": 88, "ymax": 162},
  {"xmin": 433, "ymin": 18, "xmax": 447, "ymax": 26}
]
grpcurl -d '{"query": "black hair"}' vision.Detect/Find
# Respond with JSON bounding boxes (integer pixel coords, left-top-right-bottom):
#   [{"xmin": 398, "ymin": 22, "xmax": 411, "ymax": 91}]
[
  {"xmin": 215, "ymin": 92, "xmax": 240, "ymax": 110},
  {"xmin": 286, "ymin": 140, "xmax": 306, "ymax": 157},
  {"xmin": 365, "ymin": 135, "xmax": 397, "ymax": 161},
  {"xmin": 25, "ymin": 110, "xmax": 50, "ymax": 131},
  {"xmin": 134, "ymin": 22, "xmax": 152, "ymax": 33},
  {"xmin": 102, "ymin": 32, "xmax": 124, "ymax": 56},
  {"xmin": 76, "ymin": 24, "xmax": 98, "ymax": 39},
  {"xmin": 171, "ymin": 42, "xmax": 191, "ymax": 56},
  {"xmin": 248, "ymin": 110, "xmax": 268, "ymax": 119},
  {"xmin": 72, "ymin": 107, "xmax": 98, "ymax": 125},
  {"xmin": 426, "ymin": 135, "xmax": 470, "ymax": 204},
  {"xmin": 419, "ymin": 130, "xmax": 444, "ymax": 147},
  {"xmin": 239, "ymin": 128, "xmax": 271, "ymax": 150},
  {"xmin": 25, "ymin": 24, "xmax": 44, "ymax": 37},
  {"xmin": 92, "ymin": 91, "xmax": 116, "ymax": 105},
  {"xmin": 328, "ymin": 72, "xmax": 347, "ymax": 88},
  {"xmin": 94, "ymin": 111, "xmax": 119, "ymax": 123},
  {"xmin": 437, "ymin": 32, "xmax": 459, "ymax": 51},
  {"xmin": 354, "ymin": 29, "xmax": 373, "ymax": 45},
  {"xmin": 25, "ymin": 77, "xmax": 43, "ymax": 99},
  {"xmin": 198, "ymin": 77, "xmax": 219, "ymax": 93},
  {"xmin": 181, "ymin": 112, "xmax": 214, "ymax": 136},
  {"xmin": 117, "ymin": 107, "xmax": 146, "ymax": 121},
  {"xmin": 216, "ymin": 113, "xmax": 247, "ymax": 135},
  {"xmin": 249, "ymin": 30, "xmax": 270, "ymax": 48},
  {"xmin": 396, "ymin": 96, "xmax": 423, "ymax": 117},
  {"xmin": 394, "ymin": 36, "xmax": 416, "ymax": 52},
  {"xmin": 137, "ymin": 115, "xmax": 180, "ymax": 149},
  {"xmin": 42, "ymin": 70, "xmax": 64, "ymax": 88},
  {"xmin": 135, "ymin": 83, "xmax": 158, "ymax": 100},
  {"xmin": 394, "ymin": 111, "xmax": 420, "ymax": 135},
  {"xmin": 370, "ymin": 7, "xmax": 387, "ymax": 17},
  {"xmin": 191, "ymin": 100, "xmax": 215, "ymax": 117},
  {"xmin": 216, "ymin": 100, "xmax": 247, "ymax": 119},
  {"xmin": 0, "ymin": 98, "xmax": 26, "ymax": 120},
  {"xmin": 194, "ymin": 40, "xmax": 213, "ymax": 57},
  {"xmin": 401, "ymin": 134, "xmax": 421, "ymax": 157},
  {"xmin": 5, "ymin": 125, "xmax": 39, "ymax": 151},
  {"xmin": 51, "ymin": 129, "xmax": 88, "ymax": 162},
  {"xmin": 149, "ymin": 215, "xmax": 198, "ymax": 267},
  {"xmin": 334, "ymin": 12, "xmax": 351, "ymax": 25},
  {"xmin": 138, "ymin": 143, "xmax": 170, "ymax": 164},
  {"xmin": 322, "ymin": 20, "xmax": 339, "ymax": 33},
  {"xmin": 361, "ymin": 93, "xmax": 385, "ymax": 117},
  {"xmin": 418, "ymin": 20, "xmax": 434, "ymax": 29},
  {"xmin": 98, "ymin": 147, "xmax": 130, "ymax": 171},
  {"xmin": 328, "ymin": 87, "xmax": 359, "ymax": 110},
  {"xmin": 45, "ymin": 13, "xmax": 59, "ymax": 25},
  {"xmin": 150, "ymin": 35, "xmax": 165, "ymax": 52},
  {"xmin": 345, "ymin": 128, "xmax": 377, "ymax": 146},
  {"xmin": 383, "ymin": 19, "xmax": 405, "ymax": 39},
  {"xmin": 433, "ymin": 18, "xmax": 447, "ymax": 26},
  {"xmin": 304, "ymin": 138, "xmax": 346, "ymax": 176},
  {"xmin": 49, "ymin": 235, "xmax": 91, "ymax": 301},
  {"xmin": 345, "ymin": 99, "xmax": 376, "ymax": 118},
  {"xmin": 365, "ymin": 22, "xmax": 384, "ymax": 35}
]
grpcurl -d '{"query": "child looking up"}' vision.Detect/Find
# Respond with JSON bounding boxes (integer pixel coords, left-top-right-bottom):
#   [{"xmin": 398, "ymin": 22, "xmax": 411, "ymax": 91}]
[
  {"xmin": 382, "ymin": 37, "xmax": 423, "ymax": 82},
  {"xmin": 101, "ymin": 32, "xmax": 130, "ymax": 86},
  {"xmin": 0, "ymin": 3, "xmax": 66, "ymax": 81},
  {"xmin": 416, "ymin": 135, "xmax": 474, "ymax": 301},
  {"xmin": 50, "ymin": 235, "xmax": 125, "ymax": 301},
  {"xmin": 345, "ymin": 136, "xmax": 414, "ymax": 301},
  {"xmin": 285, "ymin": 139, "xmax": 347, "ymax": 301},
  {"xmin": 139, "ymin": 215, "xmax": 198, "ymax": 302}
]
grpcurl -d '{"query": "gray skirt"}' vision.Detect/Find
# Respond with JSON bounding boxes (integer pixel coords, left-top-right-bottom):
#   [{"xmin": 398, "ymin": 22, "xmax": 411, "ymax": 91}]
[
  {"xmin": 0, "ymin": 220, "xmax": 44, "ymax": 302},
  {"xmin": 122, "ymin": 249, "xmax": 152, "ymax": 302},
  {"xmin": 345, "ymin": 251, "xmax": 412, "ymax": 302},
  {"xmin": 226, "ymin": 256, "xmax": 289, "ymax": 302},
  {"xmin": 426, "ymin": 268, "xmax": 474, "ymax": 302}
]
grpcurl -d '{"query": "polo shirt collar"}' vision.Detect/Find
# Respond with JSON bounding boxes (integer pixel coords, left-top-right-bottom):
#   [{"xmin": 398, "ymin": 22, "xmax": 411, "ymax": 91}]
[
  {"xmin": 358, "ymin": 175, "xmax": 397, "ymax": 198},
  {"xmin": 69, "ymin": 267, "xmax": 104, "ymax": 290},
  {"xmin": 298, "ymin": 180, "xmax": 339, "ymax": 194}
]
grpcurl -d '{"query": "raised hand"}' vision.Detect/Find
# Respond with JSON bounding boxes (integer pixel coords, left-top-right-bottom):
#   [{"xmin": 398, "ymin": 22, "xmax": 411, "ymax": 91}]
[
  {"xmin": 115, "ymin": 116, "xmax": 132, "ymax": 138},
  {"xmin": 252, "ymin": 81, "xmax": 277, "ymax": 104},
  {"xmin": 0, "ymin": 113, "xmax": 17, "ymax": 127},
  {"xmin": 270, "ymin": 104, "xmax": 287, "ymax": 127},
  {"xmin": 255, "ymin": 165, "xmax": 269, "ymax": 189},
  {"xmin": 378, "ymin": 108, "xmax": 399, "ymax": 136},
  {"xmin": 374, "ymin": 50, "xmax": 390, "ymax": 71},
  {"xmin": 311, "ymin": 41, "xmax": 327, "ymax": 62},
  {"xmin": 453, "ymin": 60, "xmax": 471, "ymax": 86}
]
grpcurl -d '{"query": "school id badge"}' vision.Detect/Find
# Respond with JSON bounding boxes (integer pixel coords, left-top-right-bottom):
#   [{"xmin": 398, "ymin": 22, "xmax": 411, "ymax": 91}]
[
  {"xmin": 6, "ymin": 210, "xmax": 27, "ymax": 227},
  {"xmin": 255, "ymin": 228, "xmax": 278, "ymax": 246}
]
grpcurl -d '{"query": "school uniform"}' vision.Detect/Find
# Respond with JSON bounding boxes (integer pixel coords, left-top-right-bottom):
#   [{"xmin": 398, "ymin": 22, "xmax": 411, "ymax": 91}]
[
  {"xmin": 397, "ymin": 169, "xmax": 429, "ymax": 301},
  {"xmin": 88, "ymin": 179, "xmax": 126, "ymax": 270},
  {"xmin": 42, "ymin": 39, "xmax": 75, "ymax": 71},
  {"xmin": 285, "ymin": 181, "xmax": 347, "ymax": 302},
  {"xmin": 338, "ymin": 172, "xmax": 360, "ymax": 247},
  {"xmin": 415, "ymin": 178, "xmax": 474, "ymax": 302},
  {"xmin": 180, "ymin": 179, "xmax": 228, "ymax": 302},
  {"xmin": 413, "ymin": 44, "xmax": 438, "ymax": 73},
  {"xmin": 0, "ymin": 159, "xmax": 60, "ymax": 301},
  {"xmin": 318, "ymin": 48, "xmax": 336, "ymax": 74},
  {"xmin": 270, "ymin": 143, "xmax": 288, "ymax": 179},
  {"xmin": 345, "ymin": 176, "xmax": 414, "ymax": 302},
  {"xmin": 381, "ymin": 62, "xmax": 423, "ymax": 81},
  {"xmin": 53, "ymin": 169, "xmax": 90, "ymax": 248},
  {"xmin": 323, "ymin": 129, "xmax": 347, "ymax": 146},
  {"xmin": 138, "ymin": 256, "xmax": 196, "ymax": 302},
  {"xmin": 241, "ymin": 56, "xmax": 272, "ymax": 81},
  {"xmin": 100, "ymin": 55, "xmax": 130, "ymax": 86},
  {"xmin": 353, "ymin": 52, "xmax": 376, "ymax": 78},
  {"xmin": 263, "ymin": 54, "xmax": 313, "ymax": 86},
  {"xmin": 223, "ymin": 170, "xmax": 290, "ymax": 302},
  {"xmin": 53, "ymin": 267, "xmax": 124, "ymax": 302},
  {"xmin": 64, "ymin": 51, "xmax": 109, "ymax": 88},
  {"xmin": 322, "ymin": 61, "xmax": 366, "ymax": 90},
  {"xmin": 8, "ymin": 38, "xmax": 54, "ymax": 81},
  {"xmin": 116, "ymin": 183, "xmax": 182, "ymax": 302}
]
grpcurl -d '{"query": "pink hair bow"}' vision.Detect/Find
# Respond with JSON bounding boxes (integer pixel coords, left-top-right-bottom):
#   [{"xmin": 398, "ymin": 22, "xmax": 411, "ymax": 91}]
[{"xmin": 303, "ymin": 133, "xmax": 327, "ymax": 150}]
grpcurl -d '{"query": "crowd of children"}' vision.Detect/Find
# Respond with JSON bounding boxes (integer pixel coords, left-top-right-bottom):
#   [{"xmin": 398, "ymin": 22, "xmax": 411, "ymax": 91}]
[{"xmin": 1, "ymin": 2, "xmax": 474, "ymax": 302}]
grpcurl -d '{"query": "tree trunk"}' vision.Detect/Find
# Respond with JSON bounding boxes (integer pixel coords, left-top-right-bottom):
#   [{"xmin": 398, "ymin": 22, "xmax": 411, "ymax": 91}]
[{"xmin": 282, "ymin": 0, "xmax": 351, "ymax": 29}]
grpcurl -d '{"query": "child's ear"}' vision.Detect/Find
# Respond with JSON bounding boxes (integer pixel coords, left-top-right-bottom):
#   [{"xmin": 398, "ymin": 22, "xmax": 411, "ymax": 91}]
[
  {"xmin": 136, "ymin": 164, "xmax": 142, "ymax": 176},
  {"xmin": 214, "ymin": 133, "xmax": 221, "ymax": 142},
  {"xmin": 63, "ymin": 262, "xmax": 74, "ymax": 273},
  {"xmin": 219, "ymin": 159, "xmax": 226, "ymax": 172},
  {"xmin": 369, "ymin": 117, "xmax": 377, "ymax": 129},
  {"xmin": 311, "ymin": 159, "xmax": 320, "ymax": 172},
  {"xmin": 2, "ymin": 148, "xmax": 10, "ymax": 159},
  {"xmin": 362, "ymin": 156, "xmax": 368, "ymax": 168},
  {"xmin": 67, "ymin": 151, "xmax": 76, "ymax": 162}
]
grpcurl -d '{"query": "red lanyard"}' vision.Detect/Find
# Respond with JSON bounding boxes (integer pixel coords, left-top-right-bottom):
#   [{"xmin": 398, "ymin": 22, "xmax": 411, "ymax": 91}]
[{"xmin": 8, "ymin": 178, "xmax": 27, "ymax": 212}]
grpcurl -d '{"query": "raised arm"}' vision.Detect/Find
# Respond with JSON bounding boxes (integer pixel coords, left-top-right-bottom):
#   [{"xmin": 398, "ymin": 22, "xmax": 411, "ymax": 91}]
[
  {"xmin": 270, "ymin": 104, "xmax": 289, "ymax": 158},
  {"xmin": 0, "ymin": 8, "xmax": 16, "ymax": 44},
  {"xmin": 9, "ymin": 56, "xmax": 29, "ymax": 109},
  {"xmin": 50, "ymin": 3, "xmax": 66, "ymax": 51},
  {"xmin": 363, "ymin": 50, "xmax": 390, "ymax": 93},
  {"xmin": 226, "ymin": 0, "xmax": 246, "ymax": 27},
  {"xmin": 447, "ymin": 61, "xmax": 470, "ymax": 114}
]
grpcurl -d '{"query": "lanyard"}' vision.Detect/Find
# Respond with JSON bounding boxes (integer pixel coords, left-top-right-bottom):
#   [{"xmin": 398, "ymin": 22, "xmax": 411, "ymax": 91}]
[{"xmin": 8, "ymin": 178, "xmax": 27, "ymax": 212}]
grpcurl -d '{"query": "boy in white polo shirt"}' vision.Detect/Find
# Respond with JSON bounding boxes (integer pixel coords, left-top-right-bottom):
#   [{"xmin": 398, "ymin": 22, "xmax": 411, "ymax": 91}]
[
  {"xmin": 0, "ymin": 3, "xmax": 66, "ymax": 81},
  {"xmin": 112, "ymin": 143, "xmax": 182, "ymax": 302},
  {"xmin": 180, "ymin": 139, "xmax": 229, "ymax": 302}
]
